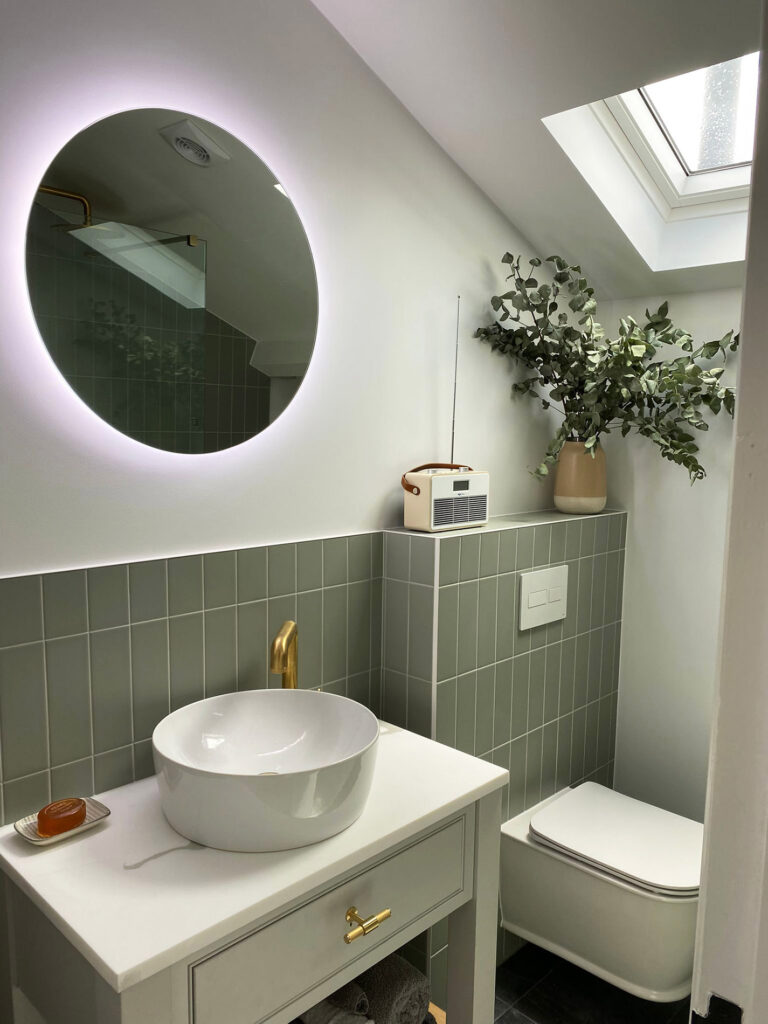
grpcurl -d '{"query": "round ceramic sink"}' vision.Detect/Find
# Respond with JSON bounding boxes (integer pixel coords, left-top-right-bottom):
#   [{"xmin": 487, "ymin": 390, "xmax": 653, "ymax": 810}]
[{"xmin": 152, "ymin": 690, "xmax": 380, "ymax": 852}]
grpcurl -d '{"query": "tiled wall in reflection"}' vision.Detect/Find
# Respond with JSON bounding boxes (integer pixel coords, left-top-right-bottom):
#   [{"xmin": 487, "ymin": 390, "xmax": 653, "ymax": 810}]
[
  {"xmin": 26, "ymin": 202, "xmax": 271, "ymax": 452},
  {"xmin": 382, "ymin": 510, "xmax": 627, "ymax": 1000},
  {"xmin": 0, "ymin": 534, "xmax": 383, "ymax": 825}
]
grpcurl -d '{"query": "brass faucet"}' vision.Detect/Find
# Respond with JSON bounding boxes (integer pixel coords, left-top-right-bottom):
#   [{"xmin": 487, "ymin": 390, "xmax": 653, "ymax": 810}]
[{"xmin": 270, "ymin": 620, "xmax": 298, "ymax": 689}]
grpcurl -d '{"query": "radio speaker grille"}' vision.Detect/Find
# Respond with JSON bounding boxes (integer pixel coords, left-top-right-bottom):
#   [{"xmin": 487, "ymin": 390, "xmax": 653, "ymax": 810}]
[{"xmin": 432, "ymin": 494, "xmax": 488, "ymax": 527}]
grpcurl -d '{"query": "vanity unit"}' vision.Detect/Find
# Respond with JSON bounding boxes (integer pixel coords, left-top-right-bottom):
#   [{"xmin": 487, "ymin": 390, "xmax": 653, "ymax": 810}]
[{"xmin": 0, "ymin": 724, "xmax": 506, "ymax": 1024}]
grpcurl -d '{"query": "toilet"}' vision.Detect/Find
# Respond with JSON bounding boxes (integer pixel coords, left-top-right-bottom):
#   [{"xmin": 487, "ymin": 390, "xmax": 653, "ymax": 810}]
[{"xmin": 500, "ymin": 783, "xmax": 704, "ymax": 1002}]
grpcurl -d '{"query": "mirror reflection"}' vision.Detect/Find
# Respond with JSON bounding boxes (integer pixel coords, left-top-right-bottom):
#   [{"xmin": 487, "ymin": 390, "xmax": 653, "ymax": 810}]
[{"xmin": 26, "ymin": 108, "xmax": 318, "ymax": 452}]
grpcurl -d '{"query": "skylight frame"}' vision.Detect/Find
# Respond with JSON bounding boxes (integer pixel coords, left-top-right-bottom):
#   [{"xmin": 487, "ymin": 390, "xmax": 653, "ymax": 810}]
[
  {"xmin": 601, "ymin": 90, "xmax": 751, "ymax": 212},
  {"xmin": 638, "ymin": 86, "xmax": 753, "ymax": 178}
]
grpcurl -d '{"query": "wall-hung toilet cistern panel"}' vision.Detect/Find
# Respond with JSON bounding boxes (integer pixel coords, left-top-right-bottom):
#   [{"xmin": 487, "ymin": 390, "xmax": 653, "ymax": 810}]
[{"xmin": 519, "ymin": 565, "xmax": 568, "ymax": 630}]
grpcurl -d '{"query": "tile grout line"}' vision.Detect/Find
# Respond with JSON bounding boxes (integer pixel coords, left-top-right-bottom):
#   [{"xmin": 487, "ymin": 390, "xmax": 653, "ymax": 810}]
[
  {"xmin": 83, "ymin": 570, "xmax": 96, "ymax": 795},
  {"xmin": 39, "ymin": 576, "xmax": 53, "ymax": 806}
]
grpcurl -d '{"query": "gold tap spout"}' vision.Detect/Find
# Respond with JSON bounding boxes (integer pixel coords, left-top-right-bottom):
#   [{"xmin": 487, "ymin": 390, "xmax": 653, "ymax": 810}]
[{"xmin": 270, "ymin": 620, "xmax": 298, "ymax": 689}]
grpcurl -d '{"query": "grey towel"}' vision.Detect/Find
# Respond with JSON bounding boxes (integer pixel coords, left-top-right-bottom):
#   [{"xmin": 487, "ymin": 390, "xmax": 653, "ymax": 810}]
[
  {"xmin": 356, "ymin": 954, "xmax": 430, "ymax": 1024},
  {"xmin": 298, "ymin": 1002, "xmax": 369, "ymax": 1024},
  {"xmin": 423, "ymin": 1014, "xmax": 437, "ymax": 1024},
  {"xmin": 328, "ymin": 982, "xmax": 370, "ymax": 1016}
]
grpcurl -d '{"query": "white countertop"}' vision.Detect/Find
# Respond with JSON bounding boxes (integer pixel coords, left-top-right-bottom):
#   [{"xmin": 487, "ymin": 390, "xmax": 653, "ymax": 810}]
[{"xmin": 0, "ymin": 724, "xmax": 506, "ymax": 993}]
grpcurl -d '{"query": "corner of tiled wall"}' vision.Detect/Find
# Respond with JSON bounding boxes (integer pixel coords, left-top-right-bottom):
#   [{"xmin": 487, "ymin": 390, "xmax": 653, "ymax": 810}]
[{"xmin": 381, "ymin": 510, "xmax": 627, "ymax": 1005}]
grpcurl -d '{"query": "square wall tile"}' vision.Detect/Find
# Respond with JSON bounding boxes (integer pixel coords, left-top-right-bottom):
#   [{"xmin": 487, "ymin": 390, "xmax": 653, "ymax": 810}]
[{"xmin": 0, "ymin": 575, "xmax": 42, "ymax": 647}]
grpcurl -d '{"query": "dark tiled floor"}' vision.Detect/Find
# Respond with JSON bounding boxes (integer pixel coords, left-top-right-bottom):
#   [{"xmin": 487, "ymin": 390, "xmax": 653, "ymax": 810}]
[{"xmin": 495, "ymin": 944, "xmax": 691, "ymax": 1024}]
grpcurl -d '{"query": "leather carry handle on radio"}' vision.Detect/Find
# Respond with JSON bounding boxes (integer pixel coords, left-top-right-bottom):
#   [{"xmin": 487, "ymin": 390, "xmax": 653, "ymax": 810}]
[{"xmin": 401, "ymin": 463, "xmax": 474, "ymax": 496}]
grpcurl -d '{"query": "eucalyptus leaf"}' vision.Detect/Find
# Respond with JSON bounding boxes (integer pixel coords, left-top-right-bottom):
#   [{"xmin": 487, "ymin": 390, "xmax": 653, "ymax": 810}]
[{"xmin": 474, "ymin": 253, "xmax": 739, "ymax": 481}]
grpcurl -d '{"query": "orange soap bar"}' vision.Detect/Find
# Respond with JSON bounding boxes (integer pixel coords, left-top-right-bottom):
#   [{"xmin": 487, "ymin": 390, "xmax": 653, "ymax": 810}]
[{"xmin": 37, "ymin": 798, "xmax": 87, "ymax": 838}]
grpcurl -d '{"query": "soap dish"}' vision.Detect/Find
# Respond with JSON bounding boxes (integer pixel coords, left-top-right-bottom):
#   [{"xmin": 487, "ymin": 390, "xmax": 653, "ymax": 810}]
[{"xmin": 14, "ymin": 797, "xmax": 111, "ymax": 846}]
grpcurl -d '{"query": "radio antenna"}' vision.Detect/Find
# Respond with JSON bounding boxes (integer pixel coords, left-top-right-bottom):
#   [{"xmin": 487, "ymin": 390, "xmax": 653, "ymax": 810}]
[{"xmin": 450, "ymin": 294, "xmax": 461, "ymax": 464}]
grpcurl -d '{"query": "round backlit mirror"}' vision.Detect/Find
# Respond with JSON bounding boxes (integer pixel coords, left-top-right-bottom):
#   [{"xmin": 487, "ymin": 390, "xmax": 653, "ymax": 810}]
[{"xmin": 26, "ymin": 109, "xmax": 318, "ymax": 452}]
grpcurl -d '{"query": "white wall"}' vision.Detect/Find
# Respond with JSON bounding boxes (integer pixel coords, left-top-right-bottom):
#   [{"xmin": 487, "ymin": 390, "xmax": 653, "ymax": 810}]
[
  {"xmin": 0, "ymin": 0, "xmax": 556, "ymax": 578},
  {"xmin": 601, "ymin": 288, "xmax": 742, "ymax": 821}
]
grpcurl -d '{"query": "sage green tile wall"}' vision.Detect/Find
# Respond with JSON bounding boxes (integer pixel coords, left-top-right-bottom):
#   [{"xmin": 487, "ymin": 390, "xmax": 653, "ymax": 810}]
[
  {"xmin": 382, "ymin": 533, "xmax": 436, "ymax": 738},
  {"xmin": 0, "ymin": 532, "xmax": 383, "ymax": 825},
  {"xmin": 382, "ymin": 511, "xmax": 627, "ymax": 1003},
  {"xmin": 26, "ymin": 203, "xmax": 271, "ymax": 453}
]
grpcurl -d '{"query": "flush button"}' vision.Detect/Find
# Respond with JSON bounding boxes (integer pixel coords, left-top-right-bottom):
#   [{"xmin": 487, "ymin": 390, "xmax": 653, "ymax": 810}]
[{"xmin": 518, "ymin": 565, "xmax": 569, "ymax": 631}]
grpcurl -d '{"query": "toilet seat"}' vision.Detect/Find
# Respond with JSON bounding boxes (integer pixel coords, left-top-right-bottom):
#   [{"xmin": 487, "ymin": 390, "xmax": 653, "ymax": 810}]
[{"xmin": 528, "ymin": 783, "xmax": 703, "ymax": 897}]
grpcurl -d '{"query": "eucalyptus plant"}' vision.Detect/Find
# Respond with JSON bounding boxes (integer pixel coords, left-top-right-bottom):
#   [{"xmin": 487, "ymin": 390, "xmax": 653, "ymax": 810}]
[{"xmin": 475, "ymin": 253, "xmax": 739, "ymax": 481}]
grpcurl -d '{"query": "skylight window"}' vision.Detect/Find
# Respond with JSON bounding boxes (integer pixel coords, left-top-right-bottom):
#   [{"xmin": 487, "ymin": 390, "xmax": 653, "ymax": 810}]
[{"xmin": 640, "ymin": 52, "xmax": 758, "ymax": 175}]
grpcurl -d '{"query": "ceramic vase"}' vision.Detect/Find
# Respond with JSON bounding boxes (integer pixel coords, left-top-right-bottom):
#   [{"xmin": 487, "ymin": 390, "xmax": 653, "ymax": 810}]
[{"xmin": 553, "ymin": 440, "xmax": 607, "ymax": 514}]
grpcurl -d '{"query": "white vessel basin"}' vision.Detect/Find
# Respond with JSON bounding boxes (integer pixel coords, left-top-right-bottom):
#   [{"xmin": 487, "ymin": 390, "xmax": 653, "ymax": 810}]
[{"xmin": 152, "ymin": 690, "xmax": 380, "ymax": 852}]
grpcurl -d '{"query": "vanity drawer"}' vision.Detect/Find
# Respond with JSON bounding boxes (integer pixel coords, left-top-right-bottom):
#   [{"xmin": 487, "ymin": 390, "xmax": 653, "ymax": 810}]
[{"xmin": 191, "ymin": 812, "xmax": 472, "ymax": 1024}]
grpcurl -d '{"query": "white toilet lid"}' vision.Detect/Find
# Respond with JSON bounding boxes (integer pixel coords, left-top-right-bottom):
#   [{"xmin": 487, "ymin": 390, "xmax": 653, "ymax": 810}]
[{"xmin": 529, "ymin": 784, "xmax": 704, "ymax": 896}]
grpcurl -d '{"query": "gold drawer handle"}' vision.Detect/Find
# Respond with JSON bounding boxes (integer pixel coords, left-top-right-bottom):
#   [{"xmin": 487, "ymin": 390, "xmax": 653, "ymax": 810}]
[{"xmin": 343, "ymin": 905, "xmax": 392, "ymax": 944}]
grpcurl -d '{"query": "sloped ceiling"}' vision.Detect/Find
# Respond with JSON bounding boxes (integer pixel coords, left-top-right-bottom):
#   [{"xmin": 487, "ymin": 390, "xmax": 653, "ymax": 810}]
[{"xmin": 312, "ymin": 0, "xmax": 761, "ymax": 298}]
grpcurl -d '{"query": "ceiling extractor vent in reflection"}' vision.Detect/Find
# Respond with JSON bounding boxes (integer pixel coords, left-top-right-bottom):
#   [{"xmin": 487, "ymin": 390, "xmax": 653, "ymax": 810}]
[{"xmin": 158, "ymin": 118, "xmax": 232, "ymax": 167}]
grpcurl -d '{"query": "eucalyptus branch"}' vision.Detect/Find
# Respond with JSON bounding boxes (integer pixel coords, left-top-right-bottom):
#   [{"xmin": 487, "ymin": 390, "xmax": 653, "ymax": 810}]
[{"xmin": 475, "ymin": 254, "xmax": 739, "ymax": 481}]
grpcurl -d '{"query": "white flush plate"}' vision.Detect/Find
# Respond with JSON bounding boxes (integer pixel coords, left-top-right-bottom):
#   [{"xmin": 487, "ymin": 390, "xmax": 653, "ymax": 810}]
[{"xmin": 519, "ymin": 565, "xmax": 568, "ymax": 630}]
